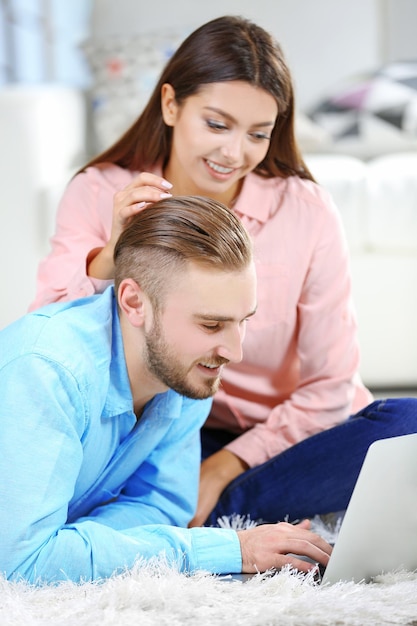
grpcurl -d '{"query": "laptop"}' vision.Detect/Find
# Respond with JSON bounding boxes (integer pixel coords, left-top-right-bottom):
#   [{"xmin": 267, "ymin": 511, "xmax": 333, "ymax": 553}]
[
  {"xmin": 321, "ymin": 432, "xmax": 417, "ymax": 584},
  {"xmin": 223, "ymin": 433, "xmax": 417, "ymax": 585}
]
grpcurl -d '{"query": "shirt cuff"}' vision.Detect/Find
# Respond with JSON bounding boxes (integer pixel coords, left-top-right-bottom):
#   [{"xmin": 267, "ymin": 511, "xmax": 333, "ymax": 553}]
[{"xmin": 189, "ymin": 527, "xmax": 242, "ymax": 574}]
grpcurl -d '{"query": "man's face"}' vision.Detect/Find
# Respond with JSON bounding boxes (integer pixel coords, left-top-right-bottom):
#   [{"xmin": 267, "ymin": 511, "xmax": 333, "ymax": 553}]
[{"xmin": 142, "ymin": 261, "xmax": 257, "ymax": 399}]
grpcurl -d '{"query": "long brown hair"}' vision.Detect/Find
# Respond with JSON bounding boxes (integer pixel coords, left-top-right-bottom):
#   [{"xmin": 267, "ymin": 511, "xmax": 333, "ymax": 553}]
[{"xmin": 83, "ymin": 15, "xmax": 314, "ymax": 182}]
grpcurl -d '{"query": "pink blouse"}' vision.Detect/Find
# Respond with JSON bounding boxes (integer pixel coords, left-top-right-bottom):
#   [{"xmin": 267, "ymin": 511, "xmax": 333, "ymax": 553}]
[{"xmin": 30, "ymin": 163, "xmax": 372, "ymax": 467}]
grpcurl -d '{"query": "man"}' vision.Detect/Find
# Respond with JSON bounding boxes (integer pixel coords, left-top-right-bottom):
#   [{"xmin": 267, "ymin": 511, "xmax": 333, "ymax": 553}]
[{"xmin": 0, "ymin": 196, "xmax": 331, "ymax": 584}]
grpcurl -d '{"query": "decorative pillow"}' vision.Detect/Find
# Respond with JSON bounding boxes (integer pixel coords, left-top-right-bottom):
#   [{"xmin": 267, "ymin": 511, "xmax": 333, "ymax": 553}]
[
  {"xmin": 81, "ymin": 30, "xmax": 187, "ymax": 151},
  {"xmin": 307, "ymin": 60, "xmax": 417, "ymax": 158}
]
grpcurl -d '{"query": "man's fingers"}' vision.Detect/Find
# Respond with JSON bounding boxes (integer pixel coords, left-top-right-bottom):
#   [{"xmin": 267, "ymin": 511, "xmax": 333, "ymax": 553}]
[{"xmin": 239, "ymin": 522, "xmax": 333, "ymax": 573}]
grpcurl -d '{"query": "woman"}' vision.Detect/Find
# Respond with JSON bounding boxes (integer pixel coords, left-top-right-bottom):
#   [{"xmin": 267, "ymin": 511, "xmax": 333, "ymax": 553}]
[{"xmin": 31, "ymin": 15, "xmax": 417, "ymax": 528}]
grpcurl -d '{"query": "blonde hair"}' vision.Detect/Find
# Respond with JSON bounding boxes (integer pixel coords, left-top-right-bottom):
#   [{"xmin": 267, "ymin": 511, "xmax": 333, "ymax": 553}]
[{"xmin": 114, "ymin": 195, "xmax": 253, "ymax": 308}]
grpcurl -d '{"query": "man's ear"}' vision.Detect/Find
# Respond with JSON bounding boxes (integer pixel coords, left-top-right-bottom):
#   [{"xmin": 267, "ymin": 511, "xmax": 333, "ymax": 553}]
[
  {"xmin": 161, "ymin": 83, "xmax": 178, "ymax": 126},
  {"xmin": 118, "ymin": 278, "xmax": 147, "ymax": 327}
]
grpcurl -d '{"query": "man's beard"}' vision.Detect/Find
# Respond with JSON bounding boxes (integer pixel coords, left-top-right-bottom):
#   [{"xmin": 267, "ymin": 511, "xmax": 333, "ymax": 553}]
[{"xmin": 143, "ymin": 315, "xmax": 227, "ymax": 399}]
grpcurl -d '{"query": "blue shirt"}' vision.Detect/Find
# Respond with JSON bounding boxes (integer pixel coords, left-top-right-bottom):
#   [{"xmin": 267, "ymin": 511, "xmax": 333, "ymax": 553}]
[{"xmin": 0, "ymin": 287, "xmax": 242, "ymax": 583}]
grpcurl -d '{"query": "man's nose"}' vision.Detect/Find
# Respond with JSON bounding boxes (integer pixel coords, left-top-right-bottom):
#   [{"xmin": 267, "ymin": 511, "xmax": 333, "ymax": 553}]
[{"xmin": 217, "ymin": 327, "xmax": 244, "ymax": 364}]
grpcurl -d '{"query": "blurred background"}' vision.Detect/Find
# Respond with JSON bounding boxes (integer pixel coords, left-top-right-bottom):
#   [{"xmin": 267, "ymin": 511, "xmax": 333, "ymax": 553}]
[
  {"xmin": 2, "ymin": 1, "xmax": 417, "ymax": 107},
  {"xmin": 1, "ymin": 0, "xmax": 417, "ymax": 391}
]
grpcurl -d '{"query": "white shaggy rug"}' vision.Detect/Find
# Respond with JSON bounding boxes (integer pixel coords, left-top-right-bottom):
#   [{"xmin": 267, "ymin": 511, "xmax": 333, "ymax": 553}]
[
  {"xmin": 2, "ymin": 565, "xmax": 417, "ymax": 626},
  {"xmin": 2, "ymin": 517, "xmax": 417, "ymax": 626}
]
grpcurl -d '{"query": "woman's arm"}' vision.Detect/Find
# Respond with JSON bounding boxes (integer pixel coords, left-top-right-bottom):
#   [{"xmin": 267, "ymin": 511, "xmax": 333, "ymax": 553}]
[
  {"xmin": 191, "ymin": 187, "xmax": 372, "ymax": 524},
  {"xmin": 226, "ymin": 200, "xmax": 372, "ymax": 468},
  {"xmin": 29, "ymin": 165, "xmax": 172, "ymax": 310},
  {"xmin": 29, "ymin": 167, "xmax": 115, "ymax": 309}
]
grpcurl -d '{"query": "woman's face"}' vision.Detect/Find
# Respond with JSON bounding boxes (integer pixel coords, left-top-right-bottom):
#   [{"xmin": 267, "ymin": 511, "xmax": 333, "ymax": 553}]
[{"xmin": 161, "ymin": 81, "xmax": 278, "ymax": 204}]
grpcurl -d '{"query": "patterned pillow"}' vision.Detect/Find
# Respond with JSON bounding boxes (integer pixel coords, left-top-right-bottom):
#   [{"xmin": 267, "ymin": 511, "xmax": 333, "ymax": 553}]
[
  {"xmin": 82, "ymin": 29, "xmax": 186, "ymax": 151},
  {"xmin": 307, "ymin": 60, "xmax": 417, "ymax": 158}
]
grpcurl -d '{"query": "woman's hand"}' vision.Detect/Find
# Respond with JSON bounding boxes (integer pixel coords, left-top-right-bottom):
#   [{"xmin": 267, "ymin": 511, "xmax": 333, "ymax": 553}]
[{"xmin": 87, "ymin": 172, "xmax": 172, "ymax": 279}]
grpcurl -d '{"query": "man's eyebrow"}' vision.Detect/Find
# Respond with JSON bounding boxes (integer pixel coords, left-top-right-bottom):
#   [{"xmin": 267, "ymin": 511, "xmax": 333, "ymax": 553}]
[
  {"xmin": 194, "ymin": 307, "xmax": 257, "ymax": 322},
  {"xmin": 204, "ymin": 106, "xmax": 275, "ymax": 128}
]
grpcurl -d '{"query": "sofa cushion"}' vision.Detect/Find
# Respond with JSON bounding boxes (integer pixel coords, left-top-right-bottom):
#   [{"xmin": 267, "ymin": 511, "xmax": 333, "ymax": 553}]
[
  {"xmin": 366, "ymin": 153, "xmax": 417, "ymax": 253},
  {"xmin": 307, "ymin": 60, "xmax": 417, "ymax": 159},
  {"xmin": 304, "ymin": 154, "xmax": 368, "ymax": 252}
]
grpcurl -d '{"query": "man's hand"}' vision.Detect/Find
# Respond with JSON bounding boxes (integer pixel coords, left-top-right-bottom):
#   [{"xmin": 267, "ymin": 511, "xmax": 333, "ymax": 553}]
[
  {"xmin": 238, "ymin": 519, "xmax": 332, "ymax": 573},
  {"xmin": 188, "ymin": 449, "xmax": 248, "ymax": 527}
]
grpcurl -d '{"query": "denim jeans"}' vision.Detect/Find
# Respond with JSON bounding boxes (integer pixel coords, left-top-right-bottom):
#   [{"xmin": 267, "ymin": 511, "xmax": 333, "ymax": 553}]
[{"xmin": 201, "ymin": 398, "xmax": 417, "ymax": 526}]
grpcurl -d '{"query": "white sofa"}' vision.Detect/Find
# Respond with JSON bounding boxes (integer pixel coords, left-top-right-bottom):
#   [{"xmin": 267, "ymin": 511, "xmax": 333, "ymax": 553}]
[
  {"xmin": 305, "ymin": 152, "xmax": 417, "ymax": 388},
  {"xmin": 1, "ymin": 86, "xmax": 416, "ymax": 388},
  {"xmin": 0, "ymin": 85, "xmax": 87, "ymax": 329}
]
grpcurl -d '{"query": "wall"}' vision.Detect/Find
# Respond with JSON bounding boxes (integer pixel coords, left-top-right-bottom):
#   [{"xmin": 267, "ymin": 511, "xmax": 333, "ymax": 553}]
[
  {"xmin": 381, "ymin": 0, "xmax": 417, "ymax": 62},
  {"xmin": 89, "ymin": 0, "xmax": 382, "ymax": 110},
  {"xmin": 89, "ymin": 0, "xmax": 417, "ymax": 110}
]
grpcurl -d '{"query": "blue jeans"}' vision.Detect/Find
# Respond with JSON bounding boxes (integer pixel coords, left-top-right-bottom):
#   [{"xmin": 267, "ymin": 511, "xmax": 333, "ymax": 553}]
[{"xmin": 201, "ymin": 398, "xmax": 417, "ymax": 526}]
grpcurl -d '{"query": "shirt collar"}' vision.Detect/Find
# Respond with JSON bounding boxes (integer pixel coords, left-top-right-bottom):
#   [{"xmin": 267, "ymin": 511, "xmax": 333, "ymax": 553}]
[
  {"xmin": 232, "ymin": 173, "xmax": 279, "ymax": 223},
  {"xmin": 101, "ymin": 287, "xmax": 185, "ymax": 421},
  {"xmin": 147, "ymin": 164, "xmax": 277, "ymax": 224},
  {"xmin": 102, "ymin": 287, "xmax": 134, "ymax": 418}
]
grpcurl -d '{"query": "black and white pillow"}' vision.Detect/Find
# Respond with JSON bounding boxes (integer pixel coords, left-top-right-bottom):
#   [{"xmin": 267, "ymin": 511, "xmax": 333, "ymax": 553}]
[{"xmin": 307, "ymin": 60, "xmax": 417, "ymax": 158}]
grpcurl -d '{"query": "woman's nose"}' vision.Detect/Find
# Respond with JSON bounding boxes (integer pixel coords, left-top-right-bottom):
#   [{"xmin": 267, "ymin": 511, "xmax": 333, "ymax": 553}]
[{"xmin": 221, "ymin": 133, "xmax": 244, "ymax": 163}]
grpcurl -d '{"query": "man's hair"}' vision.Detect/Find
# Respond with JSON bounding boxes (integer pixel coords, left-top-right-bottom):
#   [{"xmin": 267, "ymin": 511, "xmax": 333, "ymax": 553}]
[{"xmin": 113, "ymin": 195, "xmax": 253, "ymax": 308}]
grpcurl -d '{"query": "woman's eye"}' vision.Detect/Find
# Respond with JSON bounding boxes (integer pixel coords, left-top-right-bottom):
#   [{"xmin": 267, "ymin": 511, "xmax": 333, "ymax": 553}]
[
  {"xmin": 250, "ymin": 131, "xmax": 271, "ymax": 141},
  {"xmin": 206, "ymin": 119, "xmax": 227, "ymax": 131}
]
